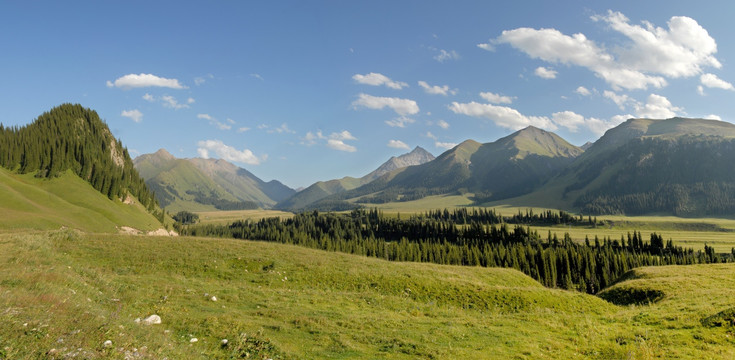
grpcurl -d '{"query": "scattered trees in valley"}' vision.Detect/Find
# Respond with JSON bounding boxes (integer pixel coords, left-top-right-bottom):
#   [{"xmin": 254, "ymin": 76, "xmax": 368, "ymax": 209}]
[{"xmin": 179, "ymin": 208, "xmax": 731, "ymax": 294}]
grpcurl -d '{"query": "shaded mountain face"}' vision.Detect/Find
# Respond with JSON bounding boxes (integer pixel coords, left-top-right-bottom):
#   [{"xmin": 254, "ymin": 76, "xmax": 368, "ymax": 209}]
[
  {"xmin": 554, "ymin": 117, "xmax": 735, "ymax": 216},
  {"xmin": 335, "ymin": 126, "xmax": 582, "ymax": 205},
  {"xmin": 276, "ymin": 146, "xmax": 435, "ymax": 211},
  {"xmin": 133, "ymin": 151, "xmax": 294, "ymax": 212}
]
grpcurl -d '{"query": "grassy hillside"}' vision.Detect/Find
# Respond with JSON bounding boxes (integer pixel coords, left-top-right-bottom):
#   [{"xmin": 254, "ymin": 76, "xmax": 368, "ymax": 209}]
[
  {"xmin": 1, "ymin": 230, "xmax": 734, "ymax": 358},
  {"xmin": 0, "ymin": 168, "xmax": 161, "ymax": 233}
]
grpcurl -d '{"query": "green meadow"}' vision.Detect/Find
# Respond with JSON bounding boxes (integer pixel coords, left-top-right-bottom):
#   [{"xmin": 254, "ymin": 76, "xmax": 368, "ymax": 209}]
[{"xmin": 1, "ymin": 230, "xmax": 734, "ymax": 359}]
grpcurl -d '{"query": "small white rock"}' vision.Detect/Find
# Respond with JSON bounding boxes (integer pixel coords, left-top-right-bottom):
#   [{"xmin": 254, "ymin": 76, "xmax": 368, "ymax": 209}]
[
  {"xmin": 190, "ymin": 338, "xmax": 198, "ymax": 343},
  {"xmin": 142, "ymin": 314, "xmax": 161, "ymax": 325},
  {"xmin": 221, "ymin": 339, "xmax": 228, "ymax": 346},
  {"xmin": 103, "ymin": 340, "xmax": 112, "ymax": 348},
  {"xmin": 210, "ymin": 296, "xmax": 217, "ymax": 302}
]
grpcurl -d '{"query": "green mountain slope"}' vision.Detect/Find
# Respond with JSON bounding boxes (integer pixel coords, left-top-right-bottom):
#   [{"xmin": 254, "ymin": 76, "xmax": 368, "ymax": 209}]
[
  {"xmin": 134, "ymin": 149, "xmax": 295, "ymax": 212},
  {"xmin": 515, "ymin": 117, "xmax": 735, "ymax": 215},
  {"xmin": 0, "ymin": 166, "xmax": 162, "ymax": 232},
  {"xmin": 0, "ymin": 104, "xmax": 163, "ymax": 231},
  {"xmin": 276, "ymin": 146, "xmax": 435, "ymax": 211},
  {"xmin": 339, "ymin": 126, "xmax": 582, "ymax": 205}
]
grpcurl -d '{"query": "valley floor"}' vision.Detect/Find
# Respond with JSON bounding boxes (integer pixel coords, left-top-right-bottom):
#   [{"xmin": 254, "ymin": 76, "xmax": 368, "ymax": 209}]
[{"xmin": 1, "ymin": 231, "xmax": 734, "ymax": 359}]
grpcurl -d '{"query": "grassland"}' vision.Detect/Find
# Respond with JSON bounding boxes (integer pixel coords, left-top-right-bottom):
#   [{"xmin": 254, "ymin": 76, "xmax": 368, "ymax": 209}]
[
  {"xmin": 0, "ymin": 168, "xmax": 162, "ymax": 233},
  {"xmin": 195, "ymin": 209, "xmax": 294, "ymax": 225},
  {"xmin": 1, "ymin": 230, "xmax": 734, "ymax": 359}
]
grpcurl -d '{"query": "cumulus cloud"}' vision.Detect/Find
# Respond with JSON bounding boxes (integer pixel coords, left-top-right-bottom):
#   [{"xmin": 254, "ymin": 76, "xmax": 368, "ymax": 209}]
[
  {"xmin": 237, "ymin": 127, "xmax": 250, "ymax": 133},
  {"xmin": 437, "ymin": 119, "xmax": 450, "ymax": 129},
  {"xmin": 418, "ymin": 81, "xmax": 456, "ymax": 96},
  {"xmin": 197, "ymin": 140, "xmax": 263, "ymax": 165},
  {"xmin": 161, "ymin": 95, "xmax": 190, "ymax": 109},
  {"xmin": 634, "ymin": 94, "xmax": 682, "ymax": 119},
  {"xmin": 435, "ymin": 141, "xmax": 458, "ymax": 150},
  {"xmin": 327, "ymin": 139, "xmax": 357, "ymax": 152},
  {"xmin": 387, "ymin": 140, "xmax": 410, "ymax": 149},
  {"xmin": 434, "ymin": 49, "xmax": 460, "ymax": 62},
  {"xmin": 534, "ymin": 66, "xmax": 557, "ymax": 79},
  {"xmin": 603, "ymin": 91, "xmax": 631, "ymax": 110},
  {"xmin": 575, "ymin": 86, "xmax": 591, "ymax": 96},
  {"xmin": 106, "ymin": 73, "xmax": 187, "ymax": 89},
  {"xmin": 494, "ymin": 11, "xmax": 720, "ymax": 90},
  {"xmin": 704, "ymin": 114, "xmax": 722, "ymax": 120},
  {"xmin": 142, "ymin": 93, "xmax": 155, "ymax": 102},
  {"xmin": 449, "ymin": 101, "xmax": 557, "ymax": 131},
  {"xmin": 121, "ymin": 109, "xmax": 143, "ymax": 123},
  {"xmin": 301, "ymin": 130, "xmax": 357, "ymax": 151},
  {"xmin": 198, "ymin": 113, "xmax": 231, "ymax": 130},
  {"xmin": 353, "ymin": 73, "xmax": 408, "ymax": 89},
  {"xmin": 385, "ymin": 116, "xmax": 416, "ymax": 128},
  {"xmin": 476, "ymin": 42, "xmax": 495, "ymax": 51},
  {"xmin": 700, "ymin": 73, "xmax": 734, "ymax": 90},
  {"xmin": 479, "ymin": 92, "xmax": 514, "ymax": 104},
  {"xmin": 352, "ymin": 93, "xmax": 419, "ymax": 115},
  {"xmin": 551, "ymin": 111, "xmax": 586, "ymax": 132}
]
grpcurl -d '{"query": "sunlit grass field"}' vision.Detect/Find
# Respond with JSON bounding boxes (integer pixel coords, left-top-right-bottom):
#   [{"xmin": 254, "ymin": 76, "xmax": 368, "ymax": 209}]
[{"xmin": 1, "ymin": 230, "xmax": 734, "ymax": 358}]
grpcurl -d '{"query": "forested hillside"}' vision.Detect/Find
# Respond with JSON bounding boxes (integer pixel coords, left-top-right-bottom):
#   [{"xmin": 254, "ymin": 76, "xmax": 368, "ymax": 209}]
[
  {"xmin": 554, "ymin": 118, "xmax": 735, "ymax": 216},
  {"xmin": 0, "ymin": 104, "xmax": 157, "ymax": 211}
]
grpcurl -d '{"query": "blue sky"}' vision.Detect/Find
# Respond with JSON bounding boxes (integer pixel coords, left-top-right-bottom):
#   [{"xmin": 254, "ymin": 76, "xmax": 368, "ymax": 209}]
[{"xmin": 2, "ymin": 1, "xmax": 735, "ymax": 188}]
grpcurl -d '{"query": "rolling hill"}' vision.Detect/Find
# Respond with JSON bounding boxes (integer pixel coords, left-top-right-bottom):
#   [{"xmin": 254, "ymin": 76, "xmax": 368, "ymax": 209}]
[
  {"xmin": 276, "ymin": 146, "xmax": 435, "ymax": 211},
  {"xmin": 134, "ymin": 149, "xmax": 295, "ymax": 212},
  {"xmin": 506, "ymin": 117, "xmax": 735, "ymax": 216}
]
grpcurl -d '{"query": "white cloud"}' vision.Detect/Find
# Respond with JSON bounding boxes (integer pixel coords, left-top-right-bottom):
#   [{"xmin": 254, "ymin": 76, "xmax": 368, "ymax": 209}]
[
  {"xmin": 704, "ymin": 114, "xmax": 722, "ymax": 120},
  {"xmin": 591, "ymin": 11, "xmax": 720, "ymax": 78},
  {"xmin": 187, "ymin": 97, "xmax": 195, "ymax": 104},
  {"xmin": 434, "ymin": 49, "xmax": 460, "ymax": 62},
  {"xmin": 197, "ymin": 140, "xmax": 263, "ymax": 165},
  {"xmin": 301, "ymin": 131, "xmax": 323, "ymax": 146},
  {"xmin": 479, "ymin": 92, "xmax": 514, "ymax": 104},
  {"xmin": 477, "ymin": 42, "xmax": 495, "ymax": 51},
  {"xmin": 634, "ymin": 94, "xmax": 682, "ymax": 119},
  {"xmin": 603, "ymin": 91, "xmax": 631, "ymax": 110},
  {"xmin": 107, "ymin": 73, "xmax": 187, "ymax": 89},
  {"xmin": 352, "ymin": 73, "xmax": 408, "ymax": 90},
  {"xmin": 385, "ymin": 116, "xmax": 416, "ymax": 128},
  {"xmin": 551, "ymin": 111, "xmax": 586, "ymax": 132},
  {"xmin": 194, "ymin": 74, "xmax": 213, "ymax": 86},
  {"xmin": 449, "ymin": 101, "xmax": 557, "ymax": 131},
  {"xmin": 387, "ymin": 140, "xmax": 410, "ymax": 150},
  {"xmin": 267, "ymin": 123, "xmax": 295, "ymax": 134},
  {"xmin": 700, "ymin": 73, "xmax": 734, "ymax": 90},
  {"xmin": 142, "ymin": 93, "xmax": 155, "ymax": 102},
  {"xmin": 352, "ymin": 93, "xmax": 419, "ymax": 116},
  {"xmin": 435, "ymin": 141, "xmax": 457, "ymax": 150},
  {"xmin": 161, "ymin": 95, "xmax": 189, "ymax": 109},
  {"xmin": 534, "ymin": 66, "xmax": 557, "ymax": 79},
  {"xmin": 329, "ymin": 130, "xmax": 357, "ymax": 141},
  {"xmin": 698, "ymin": 85, "xmax": 706, "ymax": 96},
  {"xmin": 121, "ymin": 109, "xmax": 143, "ymax": 123},
  {"xmin": 418, "ymin": 81, "xmax": 455, "ymax": 96},
  {"xmin": 327, "ymin": 139, "xmax": 357, "ymax": 152},
  {"xmin": 437, "ymin": 119, "xmax": 450, "ymax": 129},
  {"xmin": 198, "ymin": 113, "xmax": 231, "ymax": 130},
  {"xmin": 496, "ymin": 11, "xmax": 721, "ymax": 91},
  {"xmin": 237, "ymin": 127, "xmax": 250, "ymax": 133},
  {"xmin": 250, "ymin": 73, "xmax": 264, "ymax": 81},
  {"xmin": 575, "ymin": 86, "xmax": 591, "ymax": 96}
]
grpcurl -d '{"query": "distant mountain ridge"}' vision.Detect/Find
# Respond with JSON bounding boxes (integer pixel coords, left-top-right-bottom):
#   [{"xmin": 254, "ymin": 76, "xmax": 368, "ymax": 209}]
[
  {"xmin": 325, "ymin": 126, "xmax": 583, "ymax": 206},
  {"xmin": 276, "ymin": 146, "xmax": 435, "ymax": 211},
  {"xmin": 133, "ymin": 149, "xmax": 295, "ymax": 212},
  {"xmin": 509, "ymin": 117, "xmax": 735, "ymax": 216}
]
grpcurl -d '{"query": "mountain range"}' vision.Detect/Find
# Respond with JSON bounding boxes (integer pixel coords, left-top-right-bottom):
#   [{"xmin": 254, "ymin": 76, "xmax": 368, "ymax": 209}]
[{"xmin": 5, "ymin": 104, "xmax": 735, "ymax": 221}]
